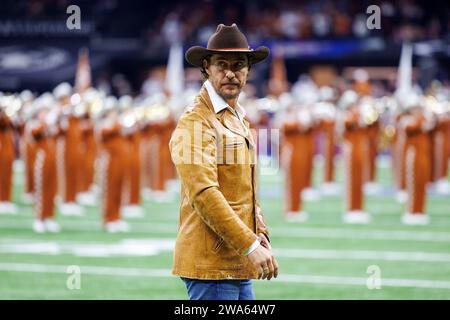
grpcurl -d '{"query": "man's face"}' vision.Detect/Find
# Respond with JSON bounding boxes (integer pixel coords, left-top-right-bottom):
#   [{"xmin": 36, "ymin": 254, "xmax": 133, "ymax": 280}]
[{"xmin": 205, "ymin": 53, "xmax": 249, "ymax": 101}]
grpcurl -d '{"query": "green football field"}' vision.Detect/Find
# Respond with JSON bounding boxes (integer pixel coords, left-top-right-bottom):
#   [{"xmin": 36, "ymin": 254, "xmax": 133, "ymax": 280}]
[{"xmin": 1, "ymin": 157, "xmax": 450, "ymax": 300}]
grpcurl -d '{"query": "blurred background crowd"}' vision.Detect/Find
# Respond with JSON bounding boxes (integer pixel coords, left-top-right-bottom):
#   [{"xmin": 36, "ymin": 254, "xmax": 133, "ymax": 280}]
[
  {"xmin": 0, "ymin": 0, "xmax": 450, "ymax": 301},
  {"xmin": 0, "ymin": 0, "xmax": 449, "ymax": 232},
  {"xmin": 2, "ymin": 0, "xmax": 448, "ymax": 42},
  {"xmin": 0, "ymin": 0, "xmax": 448, "ymax": 95}
]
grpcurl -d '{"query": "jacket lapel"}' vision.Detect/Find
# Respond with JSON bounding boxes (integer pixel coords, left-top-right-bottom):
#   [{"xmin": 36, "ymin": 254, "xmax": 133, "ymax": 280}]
[{"xmin": 199, "ymin": 85, "xmax": 256, "ymax": 151}]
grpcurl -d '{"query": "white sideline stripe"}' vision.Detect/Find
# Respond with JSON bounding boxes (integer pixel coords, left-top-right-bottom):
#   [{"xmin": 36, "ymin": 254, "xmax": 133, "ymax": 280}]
[
  {"xmin": 2, "ymin": 220, "xmax": 450, "ymax": 242},
  {"xmin": 0, "ymin": 263, "xmax": 169, "ymax": 278},
  {"xmin": 277, "ymin": 274, "xmax": 450, "ymax": 289},
  {"xmin": 1, "ymin": 262, "xmax": 450, "ymax": 289},
  {"xmin": 2, "ymin": 238, "xmax": 450, "ymax": 263},
  {"xmin": 0, "ymin": 238, "xmax": 175, "ymax": 257},
  {"xmin": 271, "ymin": 227, "xmax": 450, "ymax": 242},
  {"xmin": 274, "ymin": 248, "xmax": 450, "ymax": 262},
  {"xmin": 8, "ymin": 207, "xmax": 450, "ymax": 219},
  {"xmin": 0, "ymin": 220, "xmax": 177, "ymax": 233}
]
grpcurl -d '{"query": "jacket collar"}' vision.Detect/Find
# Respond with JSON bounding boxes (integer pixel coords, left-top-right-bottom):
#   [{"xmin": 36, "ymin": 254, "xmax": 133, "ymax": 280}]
[{"xmin": 199, "ymin": 83, "xmax": 255, "ymax": 150}]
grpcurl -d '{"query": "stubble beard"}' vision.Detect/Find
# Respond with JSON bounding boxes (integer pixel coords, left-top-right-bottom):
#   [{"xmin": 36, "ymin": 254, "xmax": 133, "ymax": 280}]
[{"xmin": 219, "ymin": 84, "xmax": 242, "ymax": 101}]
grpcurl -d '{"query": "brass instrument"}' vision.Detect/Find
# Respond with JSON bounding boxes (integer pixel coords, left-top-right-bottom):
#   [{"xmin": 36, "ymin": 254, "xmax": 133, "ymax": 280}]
[
  {"xmin": 0, "ymin": 95, "xmax": 22, "ymax": 118},
  {"xmin": 359, "ymin": 97, "xmax": 379, "ymax": 125},
  {"xmin": 423, "ymin": 95, "xmax": 448, "ymax": 116}
]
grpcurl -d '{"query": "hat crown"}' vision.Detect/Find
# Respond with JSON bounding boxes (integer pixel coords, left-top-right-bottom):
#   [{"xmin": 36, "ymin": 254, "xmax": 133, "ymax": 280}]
[
  {"xmin": 207, "ymin": 23, "xmax": 250, "ymax": 50},
  {"xmin": 185, "ymin": 23, "xmax": 269, "ymax": 68}
]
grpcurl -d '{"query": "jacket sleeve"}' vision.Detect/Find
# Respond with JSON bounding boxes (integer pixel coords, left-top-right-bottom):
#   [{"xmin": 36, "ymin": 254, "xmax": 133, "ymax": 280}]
[
  {"xmin": 169, "ymin": 111, "xmax": 258, "ymax": 256},
  {"xmin": 255, "ymin": 199, "xmax": 270, "ymax": 242}
]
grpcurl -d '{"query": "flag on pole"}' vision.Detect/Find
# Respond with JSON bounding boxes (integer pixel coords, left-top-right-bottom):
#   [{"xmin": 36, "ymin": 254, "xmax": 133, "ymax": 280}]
[
  {"xmin": 165, "ymin": 42, "xmax": 185, "ymax": 98},
  {"xmin": 268, "ymin": 46, "xmax": 288, "ymax": 96},
  {"xmin": 75, "ymin": 47, "xmax": 92, "ymax": 94},
  {"xmin": 396, "ymin": 43, "xmax": 413, "ymax": 96}
]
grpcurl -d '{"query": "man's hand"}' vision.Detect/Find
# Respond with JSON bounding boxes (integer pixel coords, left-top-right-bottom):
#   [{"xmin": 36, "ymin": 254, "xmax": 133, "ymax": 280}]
[
  {"xmin": 258, "ymin": 233, "xmax": 271, "ymax": 251},
  {"xmin": 257, "ymin": 233, "xmax": 279, "ymax": 280},
  {"xmin": 247, "ymin": 244, "xmax": 278, "ymax": 280}
]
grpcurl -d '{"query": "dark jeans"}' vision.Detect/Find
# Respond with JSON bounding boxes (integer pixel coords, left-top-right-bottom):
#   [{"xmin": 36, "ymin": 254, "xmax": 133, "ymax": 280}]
[{"xmin": 181, "ymin": 277, "xmax": 255, "ymax": 300}]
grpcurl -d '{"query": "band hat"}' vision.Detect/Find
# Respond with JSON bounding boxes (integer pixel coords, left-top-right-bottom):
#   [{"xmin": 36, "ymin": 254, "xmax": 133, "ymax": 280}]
[{"xmin": 185, "ymin": 23, "xmax": 270, "ymax": 68}]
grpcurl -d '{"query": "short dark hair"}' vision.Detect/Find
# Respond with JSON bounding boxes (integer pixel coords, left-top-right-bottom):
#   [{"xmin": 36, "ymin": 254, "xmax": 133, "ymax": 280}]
[{"xmin": 200, "ymin": 55, "xmax": 212, "ymax": 81}]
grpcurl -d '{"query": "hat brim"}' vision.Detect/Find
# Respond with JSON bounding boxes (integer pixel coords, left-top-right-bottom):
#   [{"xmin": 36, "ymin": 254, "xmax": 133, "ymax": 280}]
[{"xmin": 185, "ymin": 46, "xmax": 270, "ymax": 68}]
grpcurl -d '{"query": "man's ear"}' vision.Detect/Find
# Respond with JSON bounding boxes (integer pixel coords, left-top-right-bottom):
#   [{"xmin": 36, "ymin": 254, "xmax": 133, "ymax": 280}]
[{"xmin": 202, "ymin": 59, "xmax": 210, "ymax": 75}]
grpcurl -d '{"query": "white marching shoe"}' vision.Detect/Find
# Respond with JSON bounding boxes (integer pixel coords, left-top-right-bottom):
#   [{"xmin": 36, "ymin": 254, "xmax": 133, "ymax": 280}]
[
  {"xmin": 33, "ymin": 220, "xmax": 46, "ymax": 233},
  {"xmin": 104, "ymin": 221, "xmax": 119, "ymax": 233},
  {"xmin": 435, "ymin": 179, "xmax": 450, "ymax": 195},
  {"xmin": 115, "ymin": 220, "xmax": 130, "ymax": 232},
  {"xmin": 43, "ymin": 219, "xmax": 61, "ymax": 233},
  {"xmin": 121, "ymin": 205, "xmax": 145, "ymax": 219},
  {"xmin": 7, "ymin": 202, "xmax": 18, "ymax": 214},
  {"xmin": 0, "ymin": 202, "xmax": 7, "ymax": 214},
  {"xmin": 89, "ymin": 184, "xmax": 100, "ymax": 195},
  {"xmin": 152, "ymin": 191, "xmax": 174, "ymax": 203},
  {"xmin": 76, "ymin": 191, "xmax": 98, "ymax": 207},
  {"xmin": 285, "ymin": 211, "xmax": 309, "ymax": 223},
  {"xmin": 0, "ymin": 202, "xmax": 18, "ymax": 215},
  {"xmin": 402, "ymin": 212, "xmax": 429, "ymax": 225},
  {"xmin": 343, "ymin": 210, "xmax": 371, "ymax": 224},
  {"xmin": 301, "ymin": 188, "xmax": 321, "ymax": 202},
  {"xmin": 396, "ymin": 190, "xmax": 408, "ymax": 203},
  {"xmin": 21, "ymin": 193, "xmax": 34, "ymax": 205},
  {"xmin": 166, "ymin": 179, "xmax": 180, "ymax": 192},
  {"xmin": 59, "ymin": 202, "xmax": 84, "ymax": 216},
  {"xmin": 141, "ymin": 188, "xmax": 153, "ymax": 201},
  {"xmin": 364, "ymin": 182, "xmax": 381, "ymax": 196},
  {"xmin": 104, "ymin": 220, "xmax": 130, "ymax": 233},
  {"xmin": 321, "ymin": 182, "xmax": 341, "ymax": 196}
]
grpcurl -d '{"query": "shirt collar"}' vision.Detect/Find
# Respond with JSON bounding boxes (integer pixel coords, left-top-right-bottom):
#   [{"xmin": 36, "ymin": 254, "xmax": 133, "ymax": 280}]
[{"xmin": 204, "ymin": 80, "xmax": 246, "ymax": 120}]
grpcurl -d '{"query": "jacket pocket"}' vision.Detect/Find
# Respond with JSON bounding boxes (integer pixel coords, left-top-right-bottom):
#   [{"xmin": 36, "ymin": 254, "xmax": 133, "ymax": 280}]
[
  {"xmin": 224, "ymin": 141, "xmax": 245, "ymax": 149},
  {"xmin": 212, "ymin": 237, "xmax": 224, "ymax": 253}
]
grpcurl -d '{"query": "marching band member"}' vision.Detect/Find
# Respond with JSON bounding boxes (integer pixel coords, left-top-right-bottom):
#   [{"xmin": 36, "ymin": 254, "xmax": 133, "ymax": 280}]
[
  {"xmin": 392, "ymin": 104, "xmax": 409, "ymax": 203},
  {"xmin": 279, "ymin": 91, "xmax": 317, "ymax": 222},
  {"xmin": 427, "ymin": 97, "xmax": 450, "ymax": 195},
  {"xmin": 145, "ymin": 96, "xmax": 175, "ymax": 202},
  {"xmin": 399, "ymin": 94, "xmax": 435, "ymax": 225},
  {"xmin": 315, "ymin": 86, "xmax": 340, "ymax": 196},
  {"xmin": 28, "ymin": 94, "xmax": 60, "ymax": 232},
  {"xmin": 18, "ymin": 91, "xmax": 36, "ymax": 204},
  {"xmin": 119, "ymin": 95, "xmax": 145, "ymax": 218},
  {"xmin": 0, "ymin": 95, "xmax": 18, "ymax": 214},
  {"xmin": 339, "ymin": 90, "xmax": 371, "ymax": 224},
  {"xmin": 359, "ymin": 96, "xmax": 381, "ymax": 195},
  {"xmin": 139, "ymin": 98, "xmax": 154, "ymax": 200},
  {"xmin": 76, "ymin": 89, "xmax": 99, "ymax": 206},
  {"xmin": 292, "ymin": 76, "xmax": 321, "ymax": 202},
  {"xmin": 393, "ymin": 43, "xmax": 414, "ymax": 204},
  {"xmin": 54, "ymin": 83, "xmax": 84, "ymax": 216},
  {"xmin": 97, "ymin": 96, "xmax": 129, "ymax": 232}
]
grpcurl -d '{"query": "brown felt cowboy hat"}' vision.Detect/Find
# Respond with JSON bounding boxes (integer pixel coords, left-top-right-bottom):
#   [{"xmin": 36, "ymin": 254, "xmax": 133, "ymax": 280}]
[{"xmin": 185, "ymin": 23, "xmax": 270, "ymax": 68}]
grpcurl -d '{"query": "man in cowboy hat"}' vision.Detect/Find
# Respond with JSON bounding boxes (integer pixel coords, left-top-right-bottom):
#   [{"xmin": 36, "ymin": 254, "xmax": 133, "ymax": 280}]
[{"xmin": 169, "ymin": 23, "xmax": 278, "ymax": 300}]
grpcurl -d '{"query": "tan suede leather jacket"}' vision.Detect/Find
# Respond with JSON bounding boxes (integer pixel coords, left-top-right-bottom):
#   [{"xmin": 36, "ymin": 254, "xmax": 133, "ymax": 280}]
[{"xmin": 169, "ymin": 85, "xmax": 270, "ymax": 280}]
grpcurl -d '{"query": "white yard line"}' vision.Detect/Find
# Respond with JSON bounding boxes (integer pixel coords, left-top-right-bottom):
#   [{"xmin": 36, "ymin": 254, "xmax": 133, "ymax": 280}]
[
  {"xmin": 2, "ymin": 220, "xmax": 450, "ymax": 242},
  {"xmin": 2, "ymin": 238, "xmax": 450, "ymax": 262},
  {"xmin": 1, "ymin": 262, "xmax": 450, "ymax": 289},
  {"xmin": 274, "ymin": 248, "xmax": 450, "ymax": 262},
  {"xmin": 277, "ymin": 274, "xmax": 450, "ymax": 289},
  {"xmin": 0, "ymin": 238, "xmax": 175, "ymax": 257},
  {"xmin": 270, "ymin": 227, "xmax": 450, "ymax": 242},
  {"xmin": 0, "ymin": 220, "xmax": 177, "ymax": 233}
]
